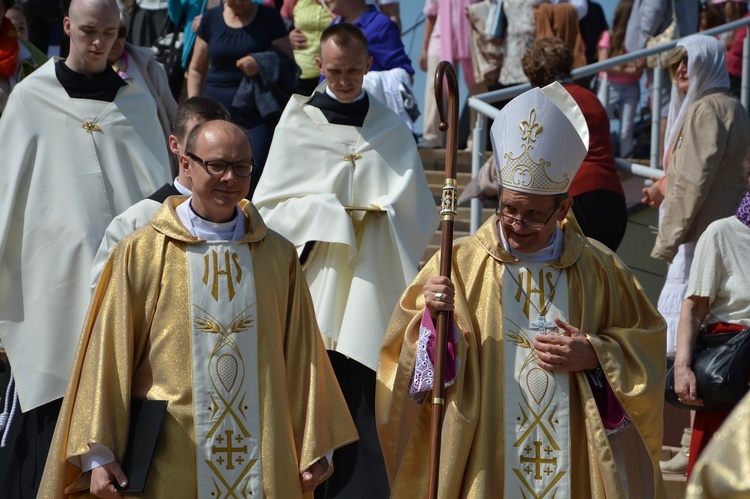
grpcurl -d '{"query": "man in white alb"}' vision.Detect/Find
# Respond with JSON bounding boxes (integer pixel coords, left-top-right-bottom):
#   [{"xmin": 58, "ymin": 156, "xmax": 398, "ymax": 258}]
[
  {"xmin": 0, "ymin": 0, "xmax": 170, "ymax": 494},
  {"xmin": 253, "ymin": 22, "xmax": 437, "ymax": 499}
]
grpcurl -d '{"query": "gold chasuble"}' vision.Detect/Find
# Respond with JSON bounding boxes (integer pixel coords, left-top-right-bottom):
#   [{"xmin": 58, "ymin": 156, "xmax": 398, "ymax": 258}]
[
  {"xmin": 377, "ymin": 216, "xmax": 667, "ymax": 498},
  {"xmin": 40, "ymin": 198, "xmax": 358, "ymax": 498}
]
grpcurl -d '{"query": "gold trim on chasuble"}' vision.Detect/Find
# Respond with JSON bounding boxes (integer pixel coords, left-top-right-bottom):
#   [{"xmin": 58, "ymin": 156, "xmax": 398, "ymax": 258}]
[
  {"xmin": 188, "ymin": 242, "xmax": 262, "ymax": 497},
  {"xmin": 503, "ymin": 264, "xmax": 571, "ymax": 498},
  {"xmin": 499, "ymin": 109, "xmax": 570, "ymax": 193}
]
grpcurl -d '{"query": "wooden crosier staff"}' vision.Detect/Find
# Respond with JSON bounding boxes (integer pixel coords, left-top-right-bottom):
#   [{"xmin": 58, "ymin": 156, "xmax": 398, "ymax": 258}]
[{"xmin": 427, "ymin": 61, "xmax": 459, "ymax": 499}]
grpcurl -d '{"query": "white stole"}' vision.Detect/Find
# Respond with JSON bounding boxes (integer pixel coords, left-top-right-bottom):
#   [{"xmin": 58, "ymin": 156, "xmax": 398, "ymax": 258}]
[
  {"xmin": 503, "ymin": 263, "xmax": 571, "ymax": 498},
  {"xmin": 187, "ymin": 240, "xmax": 262, "ymax": 497}
]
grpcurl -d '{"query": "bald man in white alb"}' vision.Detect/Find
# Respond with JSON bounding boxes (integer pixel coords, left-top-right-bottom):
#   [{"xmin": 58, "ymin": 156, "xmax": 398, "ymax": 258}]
[{"xmin": 0, "ymin": 0, "xmax": 171, "ymax": 493}]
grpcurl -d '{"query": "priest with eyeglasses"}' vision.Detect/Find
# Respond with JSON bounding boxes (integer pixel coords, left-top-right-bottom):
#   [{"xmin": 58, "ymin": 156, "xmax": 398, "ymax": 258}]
[
  {"xmin": 376, "ymin": 82, "xmax": 668, "ymax": 498},
  {"xmin": 40, "ymin": 119, "xmax": 357, "ymax": 498}
]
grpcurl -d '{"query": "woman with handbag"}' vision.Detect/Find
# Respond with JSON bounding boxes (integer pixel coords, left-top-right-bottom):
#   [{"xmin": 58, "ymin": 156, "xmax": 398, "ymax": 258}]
[
  {"xmin": 642, "ymin": 34, "xmax": 750, "ymax": 364},
  {"xmin": 671, "ymin": 155, "xmax": 750, "ymax": 477},
  {"xmin": 643, "ymin": 36, "xmax": 750, "ymax": 475}
]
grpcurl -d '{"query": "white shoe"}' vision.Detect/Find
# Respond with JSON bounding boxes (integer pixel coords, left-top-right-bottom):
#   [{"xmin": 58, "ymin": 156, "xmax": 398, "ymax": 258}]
[{"xmin": 659, "ymin": 428, "xmax": 691, "ymax": 475}]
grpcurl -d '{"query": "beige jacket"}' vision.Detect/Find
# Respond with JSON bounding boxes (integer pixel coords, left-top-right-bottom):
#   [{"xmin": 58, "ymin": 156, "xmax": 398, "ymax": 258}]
[{"xmin": 653, "ymin": 89, "xmax": 750, "ymax": 262}]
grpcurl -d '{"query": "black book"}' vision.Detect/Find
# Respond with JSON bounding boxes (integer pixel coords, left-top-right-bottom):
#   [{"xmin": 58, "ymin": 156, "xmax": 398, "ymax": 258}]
[{"xmin": 115, "ymin": 399, "xmax": 168, "ymax": 493}]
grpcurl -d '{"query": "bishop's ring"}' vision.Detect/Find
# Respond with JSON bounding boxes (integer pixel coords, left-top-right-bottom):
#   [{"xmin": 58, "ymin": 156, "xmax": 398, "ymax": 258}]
[{"xmin": 435, "ymin": 292, "xmax": 444, "ymax": 302}]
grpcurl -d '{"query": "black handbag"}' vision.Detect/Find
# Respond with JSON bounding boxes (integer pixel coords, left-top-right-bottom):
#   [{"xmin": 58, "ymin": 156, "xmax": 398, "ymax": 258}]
[{"xmin": 665, "ymin": 327, "xmax": 750, "ymax": 411}]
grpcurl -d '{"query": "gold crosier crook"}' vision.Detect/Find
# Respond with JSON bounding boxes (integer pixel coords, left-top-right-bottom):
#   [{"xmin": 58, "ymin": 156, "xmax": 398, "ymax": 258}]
[{"xmin": 427, "ymin": 61, "xmax": 459, "ymax": 499}]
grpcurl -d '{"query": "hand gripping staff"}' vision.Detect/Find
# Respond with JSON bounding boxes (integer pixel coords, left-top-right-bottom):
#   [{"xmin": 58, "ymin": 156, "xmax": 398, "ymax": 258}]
[{"xmin": 427, "ymin": 61, "xmax": 459, "ymax": 499}]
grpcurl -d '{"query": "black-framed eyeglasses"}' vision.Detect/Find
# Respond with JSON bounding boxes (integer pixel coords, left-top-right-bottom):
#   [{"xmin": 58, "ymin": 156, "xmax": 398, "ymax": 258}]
[
  {"xmin": 495, "ymin": 207, "xmax": 558, "ymax": 231},
  {"xmin": 185, "ymin": 152, "xmax": 255, "ymax": 177},
  {"xmin": 117, "ymin": 26, "xmax": 127, "ymax": 39}
]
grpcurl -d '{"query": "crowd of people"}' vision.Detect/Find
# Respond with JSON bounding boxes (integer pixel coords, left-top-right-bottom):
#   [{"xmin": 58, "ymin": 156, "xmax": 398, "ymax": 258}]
[{"xmin": 1, "ymin": 0, "xmax": 750, "ymax": 497}]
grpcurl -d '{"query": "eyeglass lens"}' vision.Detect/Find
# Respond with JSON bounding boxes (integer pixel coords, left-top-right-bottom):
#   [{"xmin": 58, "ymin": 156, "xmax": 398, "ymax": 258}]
[
  {"xmin": 495, "ymin": 208, "xmax": 556, "ymax": 231},
  {"xmin": 187, "ymin": 153, "xmax": 254, "ymax": 177},
  {"xmin": 205, "ymin": 162, "xmax": 254, "ymax": 177}
]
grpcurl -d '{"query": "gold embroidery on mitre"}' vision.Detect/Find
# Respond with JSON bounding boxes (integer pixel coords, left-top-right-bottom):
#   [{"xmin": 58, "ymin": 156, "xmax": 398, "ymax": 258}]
[{"xmin": 500, "ymin": 108, "xmax": 570, "ymax": 193}]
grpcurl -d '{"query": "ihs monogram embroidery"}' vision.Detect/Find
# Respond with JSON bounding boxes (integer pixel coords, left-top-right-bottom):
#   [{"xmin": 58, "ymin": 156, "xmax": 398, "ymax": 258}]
[{"xmin": 202, "ymin": 249, "xmax": 243, "ymax": 301}]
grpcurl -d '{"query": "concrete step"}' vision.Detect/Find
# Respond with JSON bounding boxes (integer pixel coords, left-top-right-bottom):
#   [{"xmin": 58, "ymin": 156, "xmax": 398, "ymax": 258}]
[
  {"xmin": 665, "ymin": 474, "xmax": 687, "ymax": 499},
  {"xmin": 426, "ymin": 175, "xmax": 476, "ymax": 201},
  {"xmin": 419, "ymin": 148, "xmax": 492, "ymax": 174},
  {"xmin": 660, "ymin": 445, "xmax": 687, "ymax": 499},
  {"xmin": 428, "ymin": 230, "xmax": 470, "ymax": 248},
  {"xmin": 425, "ymin": 169, "xmax": 475, "ymax": 187}
]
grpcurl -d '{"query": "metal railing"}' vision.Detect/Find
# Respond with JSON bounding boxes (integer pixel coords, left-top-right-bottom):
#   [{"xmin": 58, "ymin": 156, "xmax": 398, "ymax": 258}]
[{"xmin": 466, "ymin": 16, "xmax": 750, "ymax": 232}]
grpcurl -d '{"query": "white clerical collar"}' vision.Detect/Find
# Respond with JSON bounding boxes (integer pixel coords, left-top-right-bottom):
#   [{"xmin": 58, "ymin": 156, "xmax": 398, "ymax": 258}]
[
  {"xmin": 497, "ymin": 222, "xmax": 564, "ymax": 263},
  {"xmin": 325, "ymin": 86, "xmax": 366, "ymax": 103},
  {"xmin": 175, "ymin": 197, "xmax": 246, "ymax": 241},
  {"xmin": 174, "ymin": 178, "xmax": 192, "ymax": 195}
]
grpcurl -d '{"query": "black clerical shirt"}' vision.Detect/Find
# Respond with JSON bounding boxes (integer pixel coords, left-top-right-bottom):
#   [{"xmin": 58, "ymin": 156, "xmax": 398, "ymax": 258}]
[
  {"xmin": 307, "ymin": 91, "xmax": 370, "ymax": 127},
  {"xmin": 55, "ymin": 59, "xmax": 126, "ymax": 102},
  {"xmin": 148, "ymin": 183, "xmax": 183, "ymax": 203}
]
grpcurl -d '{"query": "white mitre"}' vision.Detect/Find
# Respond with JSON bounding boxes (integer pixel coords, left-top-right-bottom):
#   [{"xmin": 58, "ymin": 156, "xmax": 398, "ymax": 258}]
[{"xmin": 490, "ymin": 81, "xmax": 589, "ymax": 195}]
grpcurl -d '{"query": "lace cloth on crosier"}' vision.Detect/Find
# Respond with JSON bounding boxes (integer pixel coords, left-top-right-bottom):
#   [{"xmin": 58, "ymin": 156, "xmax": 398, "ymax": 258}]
[
  {"xmin": 737, "ymin": 191, "xmax": 750, "ymax": 228},
  {"xmin": 408, "ymin": 311, "xmax": 461, "ymax": 403}
]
